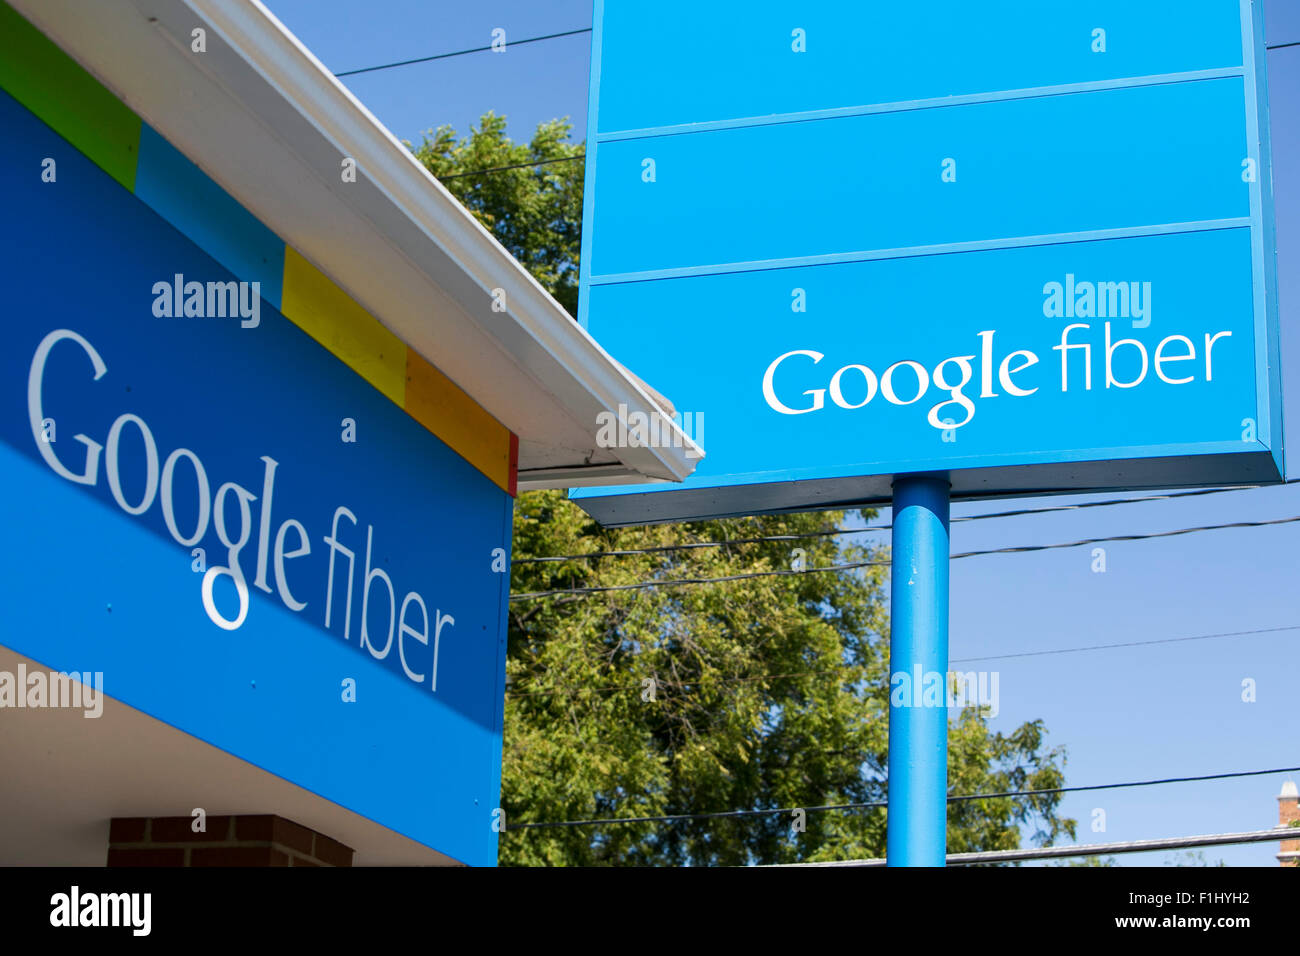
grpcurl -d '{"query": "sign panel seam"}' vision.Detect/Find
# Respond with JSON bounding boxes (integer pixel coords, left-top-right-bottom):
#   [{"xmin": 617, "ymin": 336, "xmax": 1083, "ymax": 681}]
[
  {"xmin": 587, "ymin": 219, "xmax": 1256, "ymax": 286},
  {"xmin": 594, "ymin": 67, "xmax": 1249, "ymax": 143}
]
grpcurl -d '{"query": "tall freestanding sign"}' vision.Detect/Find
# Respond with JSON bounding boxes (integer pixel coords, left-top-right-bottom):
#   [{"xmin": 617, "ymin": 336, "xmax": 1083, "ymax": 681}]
[{"xmin": 577, "ymin": 0, "xmax": 1282, "ymax": 864}]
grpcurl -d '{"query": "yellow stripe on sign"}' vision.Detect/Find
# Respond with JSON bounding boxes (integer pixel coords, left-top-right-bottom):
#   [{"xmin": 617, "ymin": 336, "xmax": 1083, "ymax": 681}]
[
  {"xmin": 280, "ymin": 245, "xmax": 517, "ymax": 494},
  {"xmin": 405, "ymin": 350, "xmax": 514, "ymax": 494},
  {"xmin": 281, "ymin": 247, "xmax": 408, "ymax": 407}
]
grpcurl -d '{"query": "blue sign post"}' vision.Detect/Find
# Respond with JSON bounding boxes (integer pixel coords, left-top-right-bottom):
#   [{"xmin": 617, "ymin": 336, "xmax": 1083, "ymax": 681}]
[
  {"xmin": 578, "ymin": 1, "xmax": 1282, "ymax": 865},
  {"xmin": 887, "ymin": 477, "xmax": 950, "ymax": 866}
]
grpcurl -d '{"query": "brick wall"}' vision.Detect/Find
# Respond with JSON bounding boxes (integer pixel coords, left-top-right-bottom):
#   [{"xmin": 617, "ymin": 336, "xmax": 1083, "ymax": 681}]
[
  {"xmin": 1279, "ymin": 781, "xmax": 1299, "ymax": 867},
  {"xmin": 107, "ymin": 814, "xmax": 353, "ymax": 866}
]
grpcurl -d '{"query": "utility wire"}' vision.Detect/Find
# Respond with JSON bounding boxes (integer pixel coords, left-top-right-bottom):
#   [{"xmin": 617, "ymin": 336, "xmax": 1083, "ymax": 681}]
[
  {"xmin": 510, "ymin": 513, "xmax": 1300, "ymax": 600},
  {"xmin": 508, "ymin": 765, "xmax": 1300, "ymax": 830},
  {"xmin": 438, "ymin": 155, "xmax": 584, "ymax": 181},
  {"xmin": 950, "ymin": 623, "xmax": 1300, "ymax": 664},
  {"xmin": 503, "ymin": 623, "xmax": 1300, "ymax": 699},
  {"xmin": 949, "ymin": 513, "xmax": 1300, "ymax": 559},
  {"xmin": 777, "ymin": 826, "xmax": 1300, "ymax": 867},
  {"xmin": 340, "ymin": 30, "xmax": 1294, "ymax": 78},
  {"xmin": 512, "ymin": 557, "xmax": 886, "ymax": 600},
  {"xmin": 335, "ymin": 28, "xmax": 592, "ymax": 78},
  {"xmin": 515, "ymin": 481, "xmax": 1299, "ymax": 566}
]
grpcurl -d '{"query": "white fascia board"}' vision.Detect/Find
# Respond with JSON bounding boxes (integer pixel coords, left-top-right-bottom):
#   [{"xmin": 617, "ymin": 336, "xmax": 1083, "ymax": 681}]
[
  {"xmin": 13, "ymin": 0, "xmax": 702, "ymax": 488},
  {"xmin": 517, "ymin": 465, "xmax": 677, "ymax": 492}
]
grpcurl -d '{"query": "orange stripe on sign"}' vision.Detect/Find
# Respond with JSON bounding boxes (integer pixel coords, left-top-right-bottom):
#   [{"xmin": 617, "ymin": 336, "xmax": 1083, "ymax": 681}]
[
  {"xmin": 282, "ymin": 246, "xmax": 516, "ymax": 495},
  {"xmin": 405, "ymin": 350, "xmax": 516, "ymax": 496}
]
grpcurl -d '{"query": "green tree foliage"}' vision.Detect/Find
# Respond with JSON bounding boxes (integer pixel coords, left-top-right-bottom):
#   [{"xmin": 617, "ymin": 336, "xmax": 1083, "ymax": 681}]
[
  {"xmin": 413, "ymin": 116, "xmax": 1075, "ymax": 866},
  {"xmin": 410, "ymin": 112, "xmax": 584, "ymax": 316}
]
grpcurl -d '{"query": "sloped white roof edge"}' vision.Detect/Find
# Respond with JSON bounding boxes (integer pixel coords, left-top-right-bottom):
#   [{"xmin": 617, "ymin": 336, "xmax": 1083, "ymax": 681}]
[{"xmin": 13, "ymin": 0, "xmax": 701, "ymax": 489}]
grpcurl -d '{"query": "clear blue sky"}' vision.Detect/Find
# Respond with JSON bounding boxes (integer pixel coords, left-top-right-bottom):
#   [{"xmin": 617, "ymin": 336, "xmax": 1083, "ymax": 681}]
[{"xmin": 263, "ymin": 0, "xmax": 1300, "ymax": 866}]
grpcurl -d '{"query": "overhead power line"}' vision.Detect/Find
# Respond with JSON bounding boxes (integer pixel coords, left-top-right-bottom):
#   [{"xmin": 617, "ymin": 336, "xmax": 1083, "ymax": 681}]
[
  {"xmin": 776, "ymin": 827, "xmax": 1300, "ymax": 867},
  {"xmin": 510, "ymin": 513, "xmax": 1300, "ymax": 600},
  {"xmin": 949, "ymin": 622, "xmax": 1300, "ymax": 664},
  {"xmin": 512, "ymin": 557, "xmax": 885, "ymax": 600},
  {"xmin": 515, "ymin": 481, "xmax": 1299, "ymax": 566},
  {"xmin": 338, "ymin": 31, "xmax": 1299, "ymax": 89},
  {"xmin": 438, "ymin": 154, "xmax": 584, "ymax": 181},
  {"xmin": 949, "ymin": 513, "xmax": 1300, "ymax": 558},
  {"xmin": 335, "ymin": 27, "xmax": 593, "ymax": 78},
  {"xmin": 509, "ymin": 765, "xmax": 1300, "ymax": 830},
  {"xmin": 341, "ymin": 30, "xmax": 1295, "ymax": 79},
  {"xmin": 341, "ymin": 33, "xmax": 1299, "ymax": 82},
  {"xmin": 503, "ymin": 623, "xmax": 1300, "ymax": 699}
]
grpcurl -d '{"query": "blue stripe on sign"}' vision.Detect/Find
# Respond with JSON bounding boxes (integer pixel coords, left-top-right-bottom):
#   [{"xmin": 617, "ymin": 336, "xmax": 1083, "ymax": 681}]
[{"xmin": 134, "ymin": 124, "xmax": 285, "ymax": 309}]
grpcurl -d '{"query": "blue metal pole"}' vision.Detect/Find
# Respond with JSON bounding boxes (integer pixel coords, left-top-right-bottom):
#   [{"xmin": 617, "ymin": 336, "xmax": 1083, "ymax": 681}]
[{"xmin": 886, "ymin": 474, "xmax": 950, "ymax": 867}]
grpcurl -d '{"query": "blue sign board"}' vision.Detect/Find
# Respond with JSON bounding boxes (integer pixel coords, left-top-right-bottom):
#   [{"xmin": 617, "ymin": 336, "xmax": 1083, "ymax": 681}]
[
  {"xmin": 0, "ymin": 89, "xmax": 511, "ymax": 865},
  {"xmin": 574, "ymin": 0, "xmax": 1283, "ymax": 525}
]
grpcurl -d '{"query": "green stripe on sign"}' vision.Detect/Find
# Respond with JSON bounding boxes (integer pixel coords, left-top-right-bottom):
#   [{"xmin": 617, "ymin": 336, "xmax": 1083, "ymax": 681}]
[{"xmin": 0, "ymin": 1, "xmax": 141, "ymax": 191}]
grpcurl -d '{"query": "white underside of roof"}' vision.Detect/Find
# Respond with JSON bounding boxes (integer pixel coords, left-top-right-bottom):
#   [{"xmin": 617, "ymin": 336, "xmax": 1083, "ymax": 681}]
[
  {"xmin": 12, "ymin": 0, "xmax": 701, "ymax": 490},
  {"xmin": 0, "ymin": 645, "xmax": 458, "ymax": 864}
]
